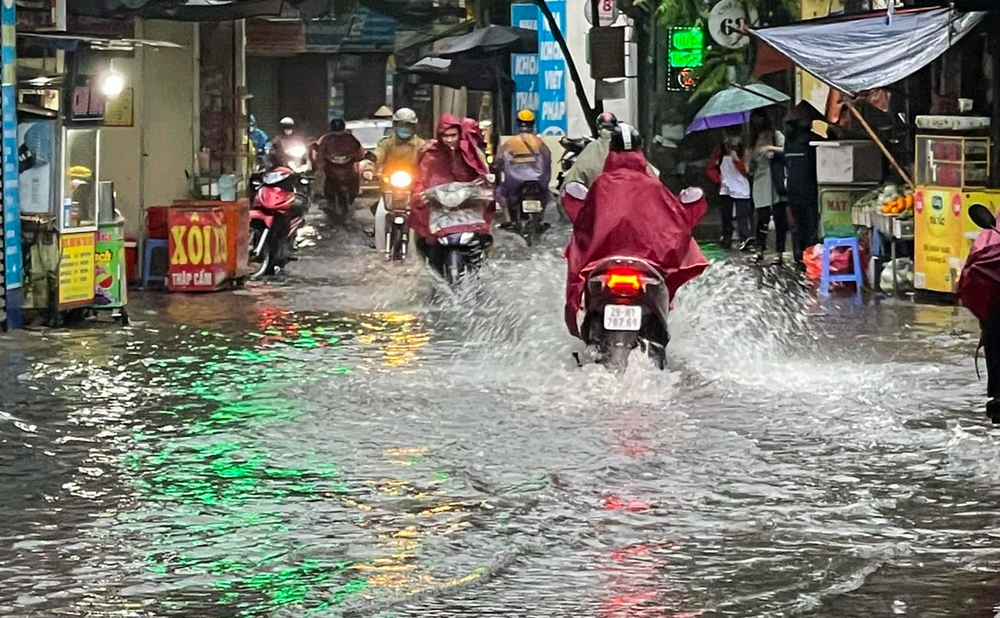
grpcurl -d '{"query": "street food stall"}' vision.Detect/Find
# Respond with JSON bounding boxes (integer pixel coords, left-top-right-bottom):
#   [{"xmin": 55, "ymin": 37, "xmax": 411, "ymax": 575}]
[
  {"xmin": 912, "ymin": 115, "xmax": 1000, "ymax": 294},
  {"xmin": 19, "ymin": 120, "xmax": 129, "ymax": 324}
]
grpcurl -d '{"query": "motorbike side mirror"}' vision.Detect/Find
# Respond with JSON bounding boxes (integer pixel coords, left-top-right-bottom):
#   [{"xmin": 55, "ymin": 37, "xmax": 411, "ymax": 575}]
[
  {"xmin": 564, "ymin": 181, "xmax": 588, "ymax": 201},
  {"xmin": 679, "ymin": 186, "xmax": 704, "ymax": 205},
  {"xmin": 969, "ymin": 203, "xmax": 996, "ymax": 230}
]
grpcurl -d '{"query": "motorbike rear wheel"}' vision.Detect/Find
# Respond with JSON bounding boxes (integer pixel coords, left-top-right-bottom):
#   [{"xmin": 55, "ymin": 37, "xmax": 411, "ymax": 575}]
[
  {"xmin": 600, "ymin": 331, "xmax": 639, "ymax": 374},
  {"xmin": 248, "ymin": 220, "xmax": 273, "ymax": 280}
]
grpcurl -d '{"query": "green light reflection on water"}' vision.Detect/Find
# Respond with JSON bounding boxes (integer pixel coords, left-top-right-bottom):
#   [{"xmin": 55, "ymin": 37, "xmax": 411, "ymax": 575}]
[{"xmin": 120, "ymin": 317, "xmax": 372, "ymax": 616}]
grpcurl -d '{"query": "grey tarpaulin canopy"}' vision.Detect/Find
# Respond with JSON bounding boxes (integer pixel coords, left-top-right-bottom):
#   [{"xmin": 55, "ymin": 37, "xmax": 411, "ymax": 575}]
[{"xmin": 751, "ymin": 7, "xmax": 987, "ymax": 96}]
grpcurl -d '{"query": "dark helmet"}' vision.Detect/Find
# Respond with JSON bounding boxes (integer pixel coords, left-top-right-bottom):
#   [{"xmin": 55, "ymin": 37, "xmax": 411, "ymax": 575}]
[
  {"xmin": 597, "ymin": 111, "xmax": 618, "ymax": 132},
  {"xmin": 329, "ymin": 117, "xmax": 346, "ymax": 133},
  {"xmin": 610, "ymin": 123, "xmax": 643, "ymax": 152}
]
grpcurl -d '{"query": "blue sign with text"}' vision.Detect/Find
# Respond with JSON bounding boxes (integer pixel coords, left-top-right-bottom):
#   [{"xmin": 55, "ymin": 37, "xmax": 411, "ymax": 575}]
[
  {"xmin": 510, "ymin": 1, "xmax": 566, "ymax": 136},
  {"xmin": 2, "ymin": 0, "xmax": 21, "ymax": 292},
  {"xmin": 537, "ymin": 0, "xmax": 567, "ymax": 136},
  {"xmin": 510, "ymin": 4, "xmax": 538, "ymax": 130}
]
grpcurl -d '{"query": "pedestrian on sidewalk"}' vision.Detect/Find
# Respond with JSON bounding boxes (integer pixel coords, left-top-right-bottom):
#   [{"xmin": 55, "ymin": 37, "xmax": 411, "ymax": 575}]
[
  {"xmin": 748, "ymin": 110, "xmax": 788, "ymax": 264},
  {"xmin": 784, "ymin": 103, "xmax": 824, "ymax": 269},
  {"xmin": 707, "ymin": 131, "xmax": 752, "ymax": 251}
]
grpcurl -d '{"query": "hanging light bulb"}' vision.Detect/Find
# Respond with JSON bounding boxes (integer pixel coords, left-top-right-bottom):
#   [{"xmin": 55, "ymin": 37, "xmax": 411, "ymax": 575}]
[{"xmin": 101, "ymin": 70, "xmax": 124, "ymax": 97}]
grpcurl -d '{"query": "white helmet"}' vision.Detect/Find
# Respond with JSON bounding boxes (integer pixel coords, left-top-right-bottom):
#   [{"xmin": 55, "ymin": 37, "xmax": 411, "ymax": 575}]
[
  {"xmin": 279, "ymin": 117, "xmax": 295, "ymax": 128},
  {"xmin": 392, "ymin": 108, "xmax": 418, "ymax": 124}
]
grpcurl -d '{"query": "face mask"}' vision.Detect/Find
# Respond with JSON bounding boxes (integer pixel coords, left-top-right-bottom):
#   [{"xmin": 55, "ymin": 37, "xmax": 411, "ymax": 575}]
[
  {"xmin": 284, "ymin": 129, "xmax": 293, "ymax": 136},
  {"xmin": 395, "ymin": 128, "xmax": 413, "ymax": 140}
]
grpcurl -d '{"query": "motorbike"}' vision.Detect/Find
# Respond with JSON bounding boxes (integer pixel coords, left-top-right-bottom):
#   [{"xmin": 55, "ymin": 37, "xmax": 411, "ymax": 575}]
[
  {"xmin": 248, "ymin": 166, "xmax": 309, "ymax": 279},
  {"xmin": 424, "ymin": 178, "xmax": 493, "ymax": 286},
  {"xmin": 320, "ymin": 154, "xmax": 356, "ymax": 225},
  {"xmin": 373, "ymin": 168, "xmax": 415, "ymax": 261},
  {"xmin": 556, "ymin": 136, "xmax": 591, "ymax": 190},
  {"xmin": 580, "ymin": 256, "xmax": 671, "ymax": 372}
]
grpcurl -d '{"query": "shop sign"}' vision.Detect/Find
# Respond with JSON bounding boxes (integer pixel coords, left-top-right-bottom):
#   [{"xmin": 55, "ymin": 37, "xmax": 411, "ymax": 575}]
[
  {"xmin": 667, "ymin": 27, "xmax": 703, "ymax": 91},
  {"xmin": 58, "ymin": 232, "xmax": 95, "ymax": 306},
  {"xmin": 168, "ymin": 208, "xmax": 228, "ymax": 292},
  {"xmin": 71, "ymin": 85, "xmax": 105, "ymax": 122},
  {"xmin": 707, "ymin": 0, "xmax": 758, "ymax": 50},
  {"xmin": 510, "ymin": 3, "xmax": 539, "ymax": 127},
  {"xmin": 104, "ymin": 88, "xmax": 134, "ymax": 127},
  {"xmin": 94, "ymin": 228, "xmax": 124, "ymax": 307},
  {"xmin": 819, "ymin": 186, "xmax": 864, "ymax": 239},
  {"xmin": 509, "ymin": 0, "xmax": 569, "ymax": 136}
]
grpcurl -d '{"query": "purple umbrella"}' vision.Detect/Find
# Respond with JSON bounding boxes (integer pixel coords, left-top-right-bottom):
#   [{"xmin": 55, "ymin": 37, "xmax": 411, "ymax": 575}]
[{"xmin": 685, "ymin": 83, "xmax": 789, "ymax": 134}]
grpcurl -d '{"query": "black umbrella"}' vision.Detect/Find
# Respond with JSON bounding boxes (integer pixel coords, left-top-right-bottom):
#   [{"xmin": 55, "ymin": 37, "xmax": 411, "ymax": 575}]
[
  {"xmin": 402, "ymin": 56, "xmax": 510, "ymax": 91},
  {"xmin": 433, "ymin": 24, "xmax": 537, "ymax": 58}
]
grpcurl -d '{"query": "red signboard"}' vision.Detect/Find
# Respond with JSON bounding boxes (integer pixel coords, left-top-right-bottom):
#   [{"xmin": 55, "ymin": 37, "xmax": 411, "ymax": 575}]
[{"xmin": 167, "ymin": 207, "xmax": 229, "ymax": 292}]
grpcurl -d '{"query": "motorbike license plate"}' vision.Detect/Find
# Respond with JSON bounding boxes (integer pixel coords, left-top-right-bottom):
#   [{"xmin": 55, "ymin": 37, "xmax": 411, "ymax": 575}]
[
  {"xmin": 604, "ymin": 305, "xmax": 642, "ymax": 332},
  {"xmin": 393, "ymin": 216, "xmax": 406, "ymax": 225},
  {"xmin": 522, "ymin": 199, "xmax": 543, "ymax": 213}
]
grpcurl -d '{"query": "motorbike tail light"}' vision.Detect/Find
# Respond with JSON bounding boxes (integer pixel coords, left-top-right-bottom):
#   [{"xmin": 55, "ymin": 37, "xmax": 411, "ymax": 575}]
[{"xmin": 605, "ymin": 269, "xmax": 642, "ymax": 296}]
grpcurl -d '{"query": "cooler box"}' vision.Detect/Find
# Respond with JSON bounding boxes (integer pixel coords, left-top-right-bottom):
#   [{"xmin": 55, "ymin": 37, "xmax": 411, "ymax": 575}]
[{"xmin": 814, "ymin": 141, "xmax": 883, "ymax": 184}]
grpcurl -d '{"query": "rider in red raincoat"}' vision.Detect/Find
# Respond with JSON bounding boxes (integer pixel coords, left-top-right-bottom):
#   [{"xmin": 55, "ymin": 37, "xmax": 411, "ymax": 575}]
[
  {"xmin": 410, "ymin": 113, "xmax": 490, "ymax": 243},
  {"xmin": 563, "ymin": 124, "xmax": 710, "ymax": 338}
]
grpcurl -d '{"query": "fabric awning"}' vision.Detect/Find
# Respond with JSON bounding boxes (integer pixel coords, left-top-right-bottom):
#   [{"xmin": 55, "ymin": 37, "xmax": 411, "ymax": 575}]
[{"xmin": 751, "ymin": 7, "xmax": 987, "ymax": 96}]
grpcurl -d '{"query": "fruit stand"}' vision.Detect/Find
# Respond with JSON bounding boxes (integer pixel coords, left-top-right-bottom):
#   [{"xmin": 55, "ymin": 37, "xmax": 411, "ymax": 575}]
[{"xmin": 911, "ymin": 116, "xmax": 1000, "ymax": 294}]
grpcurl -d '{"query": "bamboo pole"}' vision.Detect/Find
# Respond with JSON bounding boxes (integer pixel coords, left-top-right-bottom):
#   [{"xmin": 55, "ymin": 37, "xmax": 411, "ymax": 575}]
[{"xmin": 847, "ymin": 100, "xmax": 914, "ymax": 189}]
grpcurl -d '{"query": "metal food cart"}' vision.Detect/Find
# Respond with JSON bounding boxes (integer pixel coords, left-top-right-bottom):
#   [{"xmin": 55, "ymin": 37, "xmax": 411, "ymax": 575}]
[{"xmin": 912, "ymin": 115, "xmax": 1000, "ymax": 294}]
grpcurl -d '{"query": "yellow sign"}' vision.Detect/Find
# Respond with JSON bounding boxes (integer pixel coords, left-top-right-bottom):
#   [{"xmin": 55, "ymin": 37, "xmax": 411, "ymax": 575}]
[
  {"xmin": 960, "ymin": 190, "xmax": 1000, "ymax": 261},
  {"xmin": 104, "ymin": 88, "xmax": 134, "ymax": 127},
  {"xmin": 59, "ymin": 232, "xmax": 96, "ymax": 306}
]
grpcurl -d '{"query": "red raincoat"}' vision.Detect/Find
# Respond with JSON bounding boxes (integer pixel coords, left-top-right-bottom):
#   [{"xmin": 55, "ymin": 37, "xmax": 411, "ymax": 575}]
[
  {"xmin": 959, "ymin": 228, "xmax": 1000, "ymax": 322},
  {"xmin": 411, "ymin": 114, "xmax": 490, "ymax": 240},
  {"xmin": 564, "ymin": 150, "xmax": 710, "ymax": 338}
]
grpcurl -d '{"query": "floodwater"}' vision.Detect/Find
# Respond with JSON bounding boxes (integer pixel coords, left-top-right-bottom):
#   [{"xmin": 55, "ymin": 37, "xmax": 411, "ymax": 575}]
[{"xmin": 2, "ymin": 218, "xmax": 1000, "ymax": 618}]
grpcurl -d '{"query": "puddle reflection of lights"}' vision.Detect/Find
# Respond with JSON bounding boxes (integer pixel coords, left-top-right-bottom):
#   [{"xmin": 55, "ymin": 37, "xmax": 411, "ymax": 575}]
[{"xmin": 355, "ymin": 312, "xmax": 430, "ymax": 369}]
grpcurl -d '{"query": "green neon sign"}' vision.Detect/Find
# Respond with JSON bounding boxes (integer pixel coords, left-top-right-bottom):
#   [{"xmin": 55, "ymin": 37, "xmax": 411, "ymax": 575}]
[{"xmin": 669, "ymin": 27, "xmax": 704, "ymax": 69}]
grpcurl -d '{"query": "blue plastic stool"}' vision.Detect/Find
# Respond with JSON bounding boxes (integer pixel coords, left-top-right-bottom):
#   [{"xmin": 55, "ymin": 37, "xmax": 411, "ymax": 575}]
[
  {"xmin": 820, "ymin": 236, "xmax": 863, "ymax": 301},
  {"xmin": 142, "ymin": 238, "xmax": 168, "ymax": 288}
]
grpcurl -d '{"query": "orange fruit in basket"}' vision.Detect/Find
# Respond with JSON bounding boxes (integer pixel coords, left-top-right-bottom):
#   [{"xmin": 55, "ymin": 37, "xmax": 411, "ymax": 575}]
[{"xmin": 905, "ymin": 194, "xmax": 914, "ymax": 208}]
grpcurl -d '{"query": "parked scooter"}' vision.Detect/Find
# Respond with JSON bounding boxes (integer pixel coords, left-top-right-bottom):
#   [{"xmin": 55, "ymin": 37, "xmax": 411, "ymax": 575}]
[
  {"xmin": 373, "ymin": 168, "xmax": 416, "ymax": 261},
  {"xmin": 424, "ymin": 178, "xmax": 493, "ymax": 286},
  {"xmin": 248, "ymin": 166, "xmax": 309, "ymax": 279}
]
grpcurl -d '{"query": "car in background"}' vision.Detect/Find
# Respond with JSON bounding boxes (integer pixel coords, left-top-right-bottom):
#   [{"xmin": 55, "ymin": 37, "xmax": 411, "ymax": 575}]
[{"xmin": 347, "ymin": 118, "xmax": 393, "ymax": 194}]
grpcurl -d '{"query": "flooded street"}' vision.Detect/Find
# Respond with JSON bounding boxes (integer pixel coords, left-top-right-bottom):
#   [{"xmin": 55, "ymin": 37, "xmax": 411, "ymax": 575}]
[{"xmin": 3, "ymin": 219, "xmax": 1000, "ymax": 618}]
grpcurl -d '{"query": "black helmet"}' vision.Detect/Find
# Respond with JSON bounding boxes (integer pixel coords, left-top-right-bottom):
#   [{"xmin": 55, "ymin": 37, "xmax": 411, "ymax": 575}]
[
  {"xmin": 597, "ymin": 112, "xmax": 618, "ymax": 131},
  {"xmin": 330, "ymin": 117, "xmax": 346, "ymax": 133},
  {"xmin": 610, "ymin": 123, "xmax": 643, "ymax": 152}
]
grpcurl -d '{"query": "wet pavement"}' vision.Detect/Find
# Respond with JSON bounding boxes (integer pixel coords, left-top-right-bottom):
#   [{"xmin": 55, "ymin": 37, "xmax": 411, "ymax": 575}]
[{"xmin": 2, "ymin": 213, "xmax": 1000, "ymax": 618}]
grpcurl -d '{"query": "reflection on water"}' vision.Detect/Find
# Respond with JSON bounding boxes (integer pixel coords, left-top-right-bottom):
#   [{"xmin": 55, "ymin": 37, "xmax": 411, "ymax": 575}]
[{"xmin": 3, "ymin": 231, "xmax": 1000, "ymax": 617}]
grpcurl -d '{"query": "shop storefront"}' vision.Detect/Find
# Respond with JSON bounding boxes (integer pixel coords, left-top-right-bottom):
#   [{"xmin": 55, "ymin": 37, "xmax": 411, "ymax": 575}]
[{"xmin": 752, "ymin": 6, "xmax": 993, "ymax": 297}]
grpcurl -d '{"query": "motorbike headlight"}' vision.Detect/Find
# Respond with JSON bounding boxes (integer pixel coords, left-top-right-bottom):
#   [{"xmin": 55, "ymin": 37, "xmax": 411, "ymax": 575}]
[
  {"xmin": 389, "ymin": 171, "xmax": 412, "ymax": 189},
  {"xmin": 286, "ymin": 144, "xmax": 307, "ymax": 159}
]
